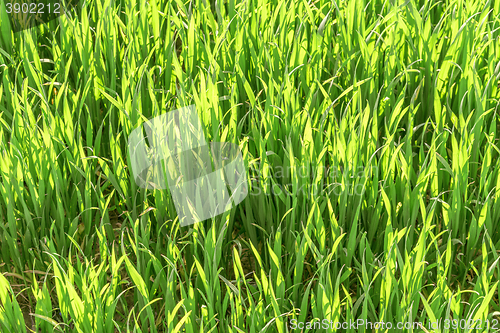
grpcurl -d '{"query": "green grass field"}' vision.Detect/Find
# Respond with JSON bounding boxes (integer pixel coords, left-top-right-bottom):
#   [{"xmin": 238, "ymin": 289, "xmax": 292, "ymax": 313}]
[{"xmin": 0, "ymin": 0, "xmax": 500, "ymax": 331}]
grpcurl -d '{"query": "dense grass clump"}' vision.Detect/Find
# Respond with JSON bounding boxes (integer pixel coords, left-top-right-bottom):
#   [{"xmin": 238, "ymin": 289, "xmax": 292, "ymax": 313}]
[{"xmin": 0, "ymin": 0, "xmax": 500, "ymax": 331}]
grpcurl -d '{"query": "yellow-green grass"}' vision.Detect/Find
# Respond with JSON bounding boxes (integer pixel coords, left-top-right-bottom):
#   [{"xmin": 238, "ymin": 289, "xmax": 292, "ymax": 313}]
[{"xmin": 0, "ymin": 0, "xmax": 499, "ymax": 331}]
